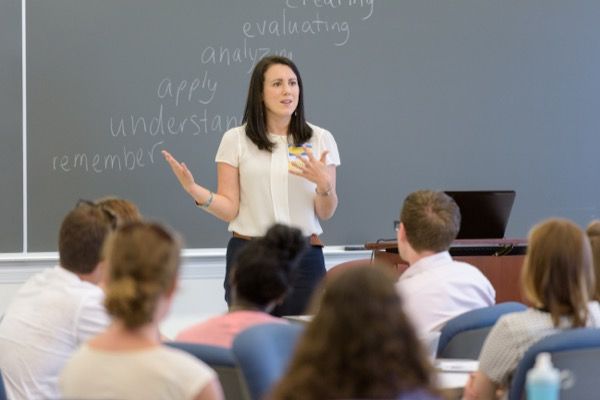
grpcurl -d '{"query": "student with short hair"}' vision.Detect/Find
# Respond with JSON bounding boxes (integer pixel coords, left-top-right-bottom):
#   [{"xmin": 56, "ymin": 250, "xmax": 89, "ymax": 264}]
[
  {"xmin": 60, "ymin": 222, "xmax": 223, "ymax": 400},
  {"xmin": 269, "ymin": 265, "xmax": 441, "ymax": 400},
  {"xmin": 0, "ymin": 201, "xmax": 115, "ymax": 400},
  {"xmin": 395, "ymin": 190, "xmax": 495, "ymax": 333},
  {"xmin": 176, "ymin": 224, "xmax": 307, "ymax": 348},
  {"xmin": 465, "ymin": 218, "xmax": 600, "ymax": 399}
]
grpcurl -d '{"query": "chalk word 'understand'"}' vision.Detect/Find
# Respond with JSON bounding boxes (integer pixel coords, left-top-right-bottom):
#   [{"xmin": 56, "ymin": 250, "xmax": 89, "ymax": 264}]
[{"xmin": 110, "ymin": 107, "xmax": 240, "ymax": 137}]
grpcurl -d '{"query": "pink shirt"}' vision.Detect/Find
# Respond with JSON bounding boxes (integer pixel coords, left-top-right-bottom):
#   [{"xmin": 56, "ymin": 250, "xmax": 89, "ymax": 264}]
[{"xmin": 175, "ymin": 311, "xmax": 287, "ymax": 348}]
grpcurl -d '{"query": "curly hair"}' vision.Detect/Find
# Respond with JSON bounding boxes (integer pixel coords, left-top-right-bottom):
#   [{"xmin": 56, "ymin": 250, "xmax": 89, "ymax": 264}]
[
  {"xmin": 103, "ymin": 222, "xmax": 181, "ymax": 329},
  {"xmin": 231, "ymin": 224, "xmax": 307, "ymax": 308},
  {"xmin": 269, "ymin": 265, "xmax": 437, "ymax": 400}
]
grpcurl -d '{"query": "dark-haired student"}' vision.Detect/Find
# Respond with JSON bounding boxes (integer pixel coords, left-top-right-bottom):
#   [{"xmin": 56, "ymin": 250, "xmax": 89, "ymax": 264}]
[
  {"xmin": 177, "ymin": 224, "xmax": 307, "ymax": 348},
  {"xmin": 60, "ymin": 222, "xmax": 223, "ymax": 400},
  {"xmin": 269, "ymin": 265, "xmax": 441, "ymax": 400},
  {"xmin": 163, "ymin": 55, "xmax": 340, "ymax": 316},
  {"xmin": 0, "ymin": 201, "xmax": 116, "ymax": 400}
]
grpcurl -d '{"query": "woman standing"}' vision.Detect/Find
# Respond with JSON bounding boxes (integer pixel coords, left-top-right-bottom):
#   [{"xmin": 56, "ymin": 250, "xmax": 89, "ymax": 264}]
[{"xmin": 163, "ymin": 55, "xmax": 340, "ymax": 316}]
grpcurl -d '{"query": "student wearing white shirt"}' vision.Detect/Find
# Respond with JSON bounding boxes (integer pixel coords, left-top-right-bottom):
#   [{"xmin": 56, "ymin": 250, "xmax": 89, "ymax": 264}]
[
  {"xmin": 0, "ymin": 201, "xmax": 116, "ymax": 400},
  {"xmin": 395, "ymin": 190, "xmax": 495, "ymax": 334},
  {"xmin": 163, "ymin": 55, "xmax": 340, "ymax": 316},
  {"xmin": 60, "ymin": 222, "xmax": 223, "ymax": 400}
]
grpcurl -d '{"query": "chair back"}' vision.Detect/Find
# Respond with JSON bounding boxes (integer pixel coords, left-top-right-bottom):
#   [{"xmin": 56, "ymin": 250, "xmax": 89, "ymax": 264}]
[
  {"xmin": 437, "ymin": 302, "xmax": 527, "ymax": 359},
  {"xmin": 508, "ymin": 328, "xmax": 600, "ymax": 400},
  {"xmin": 232, "ymin": 323, "xmax": 304, "ymax": 400},
  {"xmin": 0, "ymin": 369, "xmax": 7, "ymax": 400},
  {"xmin": 166, "ymin": 341, "xmax": 250, "ymax": 400}
]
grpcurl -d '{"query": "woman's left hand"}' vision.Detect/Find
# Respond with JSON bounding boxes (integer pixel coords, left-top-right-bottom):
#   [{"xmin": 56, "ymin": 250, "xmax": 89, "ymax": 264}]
[{"xmin": 289, "ymin": 146, "xmax": 332, "ymax": 193}]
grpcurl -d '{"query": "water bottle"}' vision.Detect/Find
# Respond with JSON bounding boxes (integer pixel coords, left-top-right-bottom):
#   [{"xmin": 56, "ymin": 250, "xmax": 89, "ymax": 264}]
[{"xmin": 526, "ymin": 352, "xmax": 560, "ymax": 400}]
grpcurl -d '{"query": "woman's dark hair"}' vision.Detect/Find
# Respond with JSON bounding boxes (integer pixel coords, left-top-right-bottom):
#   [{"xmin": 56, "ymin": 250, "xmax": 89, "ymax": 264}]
[
  {"xmin": 270, "ymin": 266, "xmax": 437, "ymax": 400},
  {"xmin": 242, "ymin": 55, "xmax": 313, "ymax": 152},
  {"xmin": 231, "ymin": 224, "xmax": 307, "ymax": 308}
]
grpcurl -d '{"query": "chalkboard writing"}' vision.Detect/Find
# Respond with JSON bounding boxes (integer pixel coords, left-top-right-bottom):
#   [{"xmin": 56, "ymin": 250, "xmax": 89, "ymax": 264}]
[{"xmin": 19, "ymin": 0, "xmax": 600, "ymax": 252}]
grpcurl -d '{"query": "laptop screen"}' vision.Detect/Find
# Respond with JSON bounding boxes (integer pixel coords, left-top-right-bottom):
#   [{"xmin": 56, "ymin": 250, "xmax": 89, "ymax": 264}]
[{"xmin": 444, "ymin": 191, "xmax": 516, "ymax": 239}]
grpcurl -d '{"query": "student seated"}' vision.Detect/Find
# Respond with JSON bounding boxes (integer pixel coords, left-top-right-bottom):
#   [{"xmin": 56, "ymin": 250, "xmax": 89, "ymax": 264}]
[
  {"xmin": 96, "ymin": 196, "xmax": 142, "ymax": 225},
  {"xmin": 586, "ymin": 219, "xmax": 600, "ymax": 300},
  {"xmin": 395, "ymin": 190, "xmax": 495, "ymax": 333},
  {"xmin": 176, "ymin": 224, "xmax": 307, "ymax": 348},
  {"xmin": 0, "ymin": 200, "xmax": 115, "ymax": 400},
  {"xmin": 59, "ymin": 222, "xmax": 223, "ymax": 400},
  {"xmin": 464, "ymin": 218, "xmax": 600, "ymax": 400},
  {"xmin": 269, "ymin": 265, "xmax": 441, "ymax": 400}
]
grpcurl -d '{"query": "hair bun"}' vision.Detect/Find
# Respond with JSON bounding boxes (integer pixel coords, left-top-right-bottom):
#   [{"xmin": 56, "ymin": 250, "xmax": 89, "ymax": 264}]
[{"xmin": 263, "ymin": 224, "xmax": 307, "ymax": 261}]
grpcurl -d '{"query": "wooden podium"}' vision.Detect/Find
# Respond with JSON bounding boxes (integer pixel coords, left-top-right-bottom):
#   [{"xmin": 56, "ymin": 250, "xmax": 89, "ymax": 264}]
[{"xmin": 365, "ymin": 239, "xmax": 527, "ymax": 303}]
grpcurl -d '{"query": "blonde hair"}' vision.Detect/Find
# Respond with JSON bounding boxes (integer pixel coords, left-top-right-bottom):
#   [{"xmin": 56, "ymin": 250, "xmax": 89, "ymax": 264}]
[
  {"xmin": 522, "ymin": 218, "xmax": 595, "ymax": 327},
  {"xmin": 103, "ymin": 222, "xmax": 181, "ymax": 329},
  {"xmin": 96, "ymin": 196, "xmax": 142, "ymax": 226},
  {"xmin": 586, "ymin": 220, "xmax": 600, "ymax": 300}
]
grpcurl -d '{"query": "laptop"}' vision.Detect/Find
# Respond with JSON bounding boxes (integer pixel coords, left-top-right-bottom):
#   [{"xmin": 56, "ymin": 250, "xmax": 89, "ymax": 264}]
[{"xmin": 444, "ymin": 191, "xmax": 516, "ymax": 239}]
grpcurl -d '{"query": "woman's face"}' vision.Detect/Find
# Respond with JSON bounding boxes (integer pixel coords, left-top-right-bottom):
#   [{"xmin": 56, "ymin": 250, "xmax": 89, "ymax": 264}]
[{"xmin": 262, "ymin": 63, "xmax": 299, "ymax": 123}]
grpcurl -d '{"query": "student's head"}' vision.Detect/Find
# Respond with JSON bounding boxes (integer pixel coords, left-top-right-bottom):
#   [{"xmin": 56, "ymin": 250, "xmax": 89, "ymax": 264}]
[
  {"xmin": 231, "ymin": 224, "xmax": 307, "ymax": 310},
  {"xmin": 103, "ymin": 222, "xmax": 181, "ymax": 329},
  {"xmin": 270, "ymin": 266, "xmax": 435, "ymax": 400},
  {"xmin": 522, "ymin": 218, "xmax": 595, "ymax": 327},
  {"xmin": 399, "ymin": 190, "xmax": 460, "ymax": 253},
  {"xmin": 59, "ymin": 200, "xmax": 117, "ymax": 275},
  {"xmin": 243, "ymin": 55, "xmax": 312, "ymax": 151},
  {"xmin": 586, "ymin": 220, "xmax": 600, "ymax": 300},
  {"xmin": 95, "ymin": 196, "xmax": 142, "ymax": 226}
]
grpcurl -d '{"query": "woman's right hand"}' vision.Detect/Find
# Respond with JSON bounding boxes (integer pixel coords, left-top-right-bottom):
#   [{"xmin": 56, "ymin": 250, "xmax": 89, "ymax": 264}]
[{"xmin": 162, "ymin": 150, "xmax": 196, "ymax": 193}]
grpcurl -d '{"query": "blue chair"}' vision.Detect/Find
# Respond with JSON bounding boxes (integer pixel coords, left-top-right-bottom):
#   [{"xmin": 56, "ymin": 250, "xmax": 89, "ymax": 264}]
[
  {"xmin": 0, "ymin": 369, "xmax": 7, "ymax": 400},
  {"xmin": 232, "ymin": 323, "xmax": 304, "ymax": 400},
  {"xmin": 437, "ymin": 302, "xmax": 527, "ymax": 359},
  {"xmin": 508, "ymin": 328, "xmax": 600, "ymax": 400},
  {"xmin": 166, "ymin": 341, "xmax": 250, "ymax": 400}
]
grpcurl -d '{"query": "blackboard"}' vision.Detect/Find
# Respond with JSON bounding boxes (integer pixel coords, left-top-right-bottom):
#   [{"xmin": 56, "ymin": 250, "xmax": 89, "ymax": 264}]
[
  {"xmin": 0, "ymin": 0, "xmax": 22, "ymax": 252},
  {"xmin": 22, "ymin": 0, "xmax": 600, "ymax": 251}
]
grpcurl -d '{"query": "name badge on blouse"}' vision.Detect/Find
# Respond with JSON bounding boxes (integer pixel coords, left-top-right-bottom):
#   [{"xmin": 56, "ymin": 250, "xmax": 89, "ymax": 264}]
[{"xmin": 288, "ymin": 143, "xmax": 312, "ymax": 173}]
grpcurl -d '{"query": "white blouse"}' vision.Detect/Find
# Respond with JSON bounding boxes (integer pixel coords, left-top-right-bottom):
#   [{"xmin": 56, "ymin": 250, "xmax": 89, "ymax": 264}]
[{"xmin": 215, "ymin": 123, "xmax": 340, "ymax": 237}]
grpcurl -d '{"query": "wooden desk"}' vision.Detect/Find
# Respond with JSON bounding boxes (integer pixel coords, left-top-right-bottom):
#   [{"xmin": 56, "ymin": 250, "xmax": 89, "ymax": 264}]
[{"xmin": 365, "ymin": 239, "xmax": 527, "ymax": 303}]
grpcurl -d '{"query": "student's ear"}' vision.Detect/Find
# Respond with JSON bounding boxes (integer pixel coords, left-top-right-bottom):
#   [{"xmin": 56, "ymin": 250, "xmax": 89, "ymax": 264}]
[
  {"xmin": 166, "ymin": 276, "xmax": 179, "ymax": 298},
  {"xmin": 397, "ymin": 222, "xmax": 407, "ymax": 244},
  {"xmin": 96, "ymin": 260, "xmax": 109, "ymax": 288}
]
